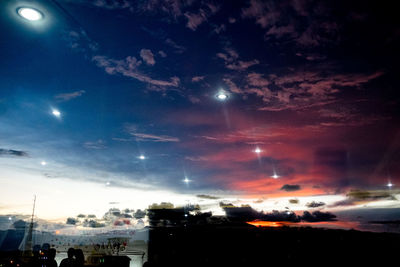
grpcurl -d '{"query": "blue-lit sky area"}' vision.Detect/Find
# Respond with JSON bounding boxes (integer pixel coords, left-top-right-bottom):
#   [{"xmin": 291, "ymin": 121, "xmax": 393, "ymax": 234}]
[{"xmin": 1, "ymin": 0, "xmax": 400, "ymax": 232}]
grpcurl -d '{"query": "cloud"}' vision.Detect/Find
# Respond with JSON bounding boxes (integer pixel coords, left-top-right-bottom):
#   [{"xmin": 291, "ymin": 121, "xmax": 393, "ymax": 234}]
[
  {"xmin": 281, "ymin": 184, "xmax": 301, "ymax": 192},
  {"xmin": 63, "ymin": 29, "xmax": 98, "ymax": 53},
  {"xmin": 196, "ymin": 194, "xmax": 220, "ymax": 200},
  {"xmin": 184, "ymin": 3, "xmax": 220, "ymax": 31},
  {"xmin": 217, "ymin": 47, "xmax": 259, "ymax": 71},
  {"xmin": 185, "ymin": 10, "xmax": 208, "ymax": 31},
  {"xmin": 165, "ymin": 38, "xmax": 186, "ymax": 53},
  {"xmin": 306, "ymin": 201, "xmax": 326, "ymax": 208},
  {"xmin": 300, "ymin": 211, "xmax": 337, "ymax": 222},
  {"xmin": 140, "ymin": 49, "xmax": 156, "ymax": 65},
  {"xmin": 0, "ymin": 148, "xmax": 28, "ymax": 157},
  {"xmin": 226, "ymin": 68, "xmax": 383, "ymax": 111},
  {"xmin": 54, "ymin": 90, "xmax": 86, "ymax": 102},
  {"xmin": 158, "ymin": 50, "xmax": 167, "ymax": 58},
  {"xmin": 83, "ymin": 140, "xmax": 107, "ymax": 150},
  {"xmin": 226, "ymin": 60, "xmax": 260, "ymax": 71},
  {"xmin": 125, "ymin": 125, "xmax": 179, "ymax": 142},
  {"xmin": 188, "ymin": 95, "xmax": 201, "ymax": 104},
  {"xmin": 92, "ymin": 55, "xmax": 180, "ymax": 87},
  {"xmin": 192, "ymin": 76, "xmax": 205, "ymax": 82}
]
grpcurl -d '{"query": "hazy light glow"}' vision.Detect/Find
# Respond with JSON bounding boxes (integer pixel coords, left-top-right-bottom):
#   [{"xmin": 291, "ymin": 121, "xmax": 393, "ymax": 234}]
[
  {"xmin": 40, "ymin": 161, "xmax": 47, "ymax": 166},
  {"xmin": 387, "ymin": 182, "xmax": 393, "ymax": 187},
  {"xmin": 254, "ymin": 147, "xmax": 262, "ymax": 154},
  {"xmin": 139, "ymin": 155, "xmax": 146, "ymax": 160},
  {"xmin": 52, "ymin": 109, "xmax": 61, "ymax": 117},
  {"xmin": 17, "ymin": 7, "xmax": 43, "ymax": 21},
  {"xmin": 183, "ymin": 177, "xmax": 191, "ymax": 184},
  {"xmin": 271, "ymin": 173, "xmax": 280, "ymax": 179},
  {"xmin": 216, "ymin": 91, "xmax": 228, "ymax": 101}
]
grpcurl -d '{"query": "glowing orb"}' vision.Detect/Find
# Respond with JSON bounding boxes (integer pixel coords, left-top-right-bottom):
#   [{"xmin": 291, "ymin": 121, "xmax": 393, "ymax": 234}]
[
  {"xmin": 254, "ymin": 147, "xmax": 262, "ymax": 153},
  {"xmin": 387, "ymin": 182, "xmax": 393, "ymax": 187},
  {"xmin": 216, "ymin": 91, "xmax": 229, "ymax": 101},
  {"xmin": 139, "ymin": 155, "xmax": 146, "ymax": 160},
  {"xmin": 106, "ymin": 182, "xmax": 110, "ymax": 186},
  {"xmin": 271, "ymin": 174, "xmax": 280, "ymax": 179},
  {"xmin": 183, "ymin": 177, "xmax": 191, "ymax": 184},
  {"xmin": 8, "ymin": 217, "xmax": 12, "ymax": 221},
  {"xmin": 40, "ymin": 161, "xmax": 47, "ymax": 166},
  {"xmin": 17, "ymin": 7, "xmax": 43, "ymax": 21},
  {"xmin": 52, "ymin": 109, "xmax": 61, "ymax": 117}
]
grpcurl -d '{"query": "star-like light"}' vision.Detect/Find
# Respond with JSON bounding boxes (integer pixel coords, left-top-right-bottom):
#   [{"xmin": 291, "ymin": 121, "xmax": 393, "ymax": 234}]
[
  {"xmin": 254, "ymin": 147, "xmax": 262, "ymax": 154},
  {"xmin": 17, "ymin": 7, "xmax": 43, "ymax": 21},
  {"xmin": 139, "ymin": 155, "xmax": 146, "ymax": 160},
  {"xmin": 52, "ymin": 109, "xmax": 61, "ymax": 118},
  {"xmin": 106, "ymin": 182, "xmax": 110, "ymax": 186},
  {"xmin": 40, "ymin": 161, "xmax": 47, "ymax": 166},
  {"xmin": 183, "ymin": 177, "xmax": 191, "ymax": 184},
  {"xmin": 387, "ymin": 182, "xmax": 393, "ymax": 188},
  {"xmin": 271, "ymin": 173, "xmax": 280, "ymax": 179},
  {"xmin": 216, "ymin": 90, "xmax": 229, "ymax": 101}
]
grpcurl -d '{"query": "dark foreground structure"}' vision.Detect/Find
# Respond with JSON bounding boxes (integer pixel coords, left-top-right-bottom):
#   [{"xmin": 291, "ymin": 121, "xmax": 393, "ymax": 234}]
[{"xmin": 147, "ymin": 223, "xmax": 399, "ymax": 267}]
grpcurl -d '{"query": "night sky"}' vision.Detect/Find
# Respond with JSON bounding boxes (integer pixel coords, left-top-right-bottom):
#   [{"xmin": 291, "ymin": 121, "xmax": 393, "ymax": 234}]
[{"xmin": 1, "ymin": 0, "xmax": 400, "ymax": 231}]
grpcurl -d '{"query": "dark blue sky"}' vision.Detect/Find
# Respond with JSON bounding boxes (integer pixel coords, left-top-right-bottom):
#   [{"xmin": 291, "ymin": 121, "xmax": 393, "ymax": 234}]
[{"xmin": 1, "ymin": 0, "xmax": 399, "ymax": 226}]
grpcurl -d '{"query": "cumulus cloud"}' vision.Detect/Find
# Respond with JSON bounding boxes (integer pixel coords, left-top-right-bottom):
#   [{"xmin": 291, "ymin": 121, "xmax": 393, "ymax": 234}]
[
  {"xmin": 281, "ymin": 184, "xmax": 301, "ymax": 192},
  {"xmin": 140, "ymin": 49, "xmax": 156, "ymax": 65},
  {"xmin": 300, "ymin": 211, "xmax": 337, "ymax": 222},
  {"xmin": 92, "ymin": 55, "xmax": 180, "ymax": 87},
  {"xmin": 0, "ymin": 148, "xmax": 28, "ymax": 157},
  {"xmin": 55, "ymin": 90, "xmax": 86, "ymax": 101}
]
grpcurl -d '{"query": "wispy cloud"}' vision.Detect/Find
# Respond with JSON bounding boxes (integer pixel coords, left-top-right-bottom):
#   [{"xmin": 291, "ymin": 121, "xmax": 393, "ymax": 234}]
[
  {"xmin": 165, "ymin": 38, "xmax": 186, "ymax": 53},
  {"xmin": 158, "ymin": 50, "xmax": 167, "ymax": 58},
  {"xmin": 217, "ymin": 47, "xmax": 259, "ymax": 71},
  {"xmin": 55, "ymin": 90, "xmax": 86, "ymax": 102},
  {"xmin": 125, "ymin": 125, "xmax": 179, "ymax": 142},
  {"xmin": 0, "ymin": 148, "xmax": 28, "ymax": 157},
  {"xmin": 192, "ymin": 76, "xmax": 205, "ymax": 82},
  {"xmin": 92, "ymin": 55, "xmax": 180, "ymax": 87},
  {"xmin": 83, "ymin": 140, "xmax": 107, "ymax": 150}
]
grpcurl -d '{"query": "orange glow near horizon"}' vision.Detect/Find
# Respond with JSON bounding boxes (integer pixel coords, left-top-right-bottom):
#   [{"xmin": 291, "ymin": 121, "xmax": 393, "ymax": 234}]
[
  {"xmin": 247, "ymin": 221, "xmax": 289, "ymax": 227},
  {"xmin": 247, "ymin": 220, "xmax": 360, "ymax": 230}
]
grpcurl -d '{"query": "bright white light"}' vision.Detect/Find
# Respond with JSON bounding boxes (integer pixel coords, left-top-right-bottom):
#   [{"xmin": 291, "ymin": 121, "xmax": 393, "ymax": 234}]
[
  {"xmin": 217, "ymin": 93, "xmax": 227, "ymax": 100},
  {"xmin": 106, "ymin": 182, "xmax": 110, "ymax": 186},
  {"xmin": 17, "ymin": 7, "xmax": 43, "ymax": 21},
  {"xmin": 52, "ymin": 109, "xmax": 61, "ymax": 117},
  {"xmin": 139, "ymin": 155, "xmax": 146, "ymax": 160},
  {"xmin": 216, "ymin": 91, "xmax": 229, "ymax": 101},
  {"xmin": 271, "ymin": 173, "xmax": 280, "ymax": 179},
  {"xmin": 387, "ymin": 182, "xmax": 393, "ymax": 188},
  {"xmin": 40, "ymin": 161, "xmax": 47, "ymax": 166},
  {"xmin": 254, "ymin": 147, "xmax": 262, "ymax": 154},
  {"xmin": 8, "ymin": 217, "xmax": 12, "ymax": 221},
  {"xmin": 183, "ymin": 177, "xmax": 191, "ymax": 184}
]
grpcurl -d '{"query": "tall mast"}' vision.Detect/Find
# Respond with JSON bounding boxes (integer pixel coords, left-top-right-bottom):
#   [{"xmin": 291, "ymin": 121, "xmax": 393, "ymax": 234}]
[{"xmin": 23, "ymin": 195, "xmax": 36, "ymax": 256}]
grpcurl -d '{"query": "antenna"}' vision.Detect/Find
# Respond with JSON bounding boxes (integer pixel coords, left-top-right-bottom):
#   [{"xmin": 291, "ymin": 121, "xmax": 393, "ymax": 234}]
[
  {"xmin": 30, "ymin": 195, "xmax": 36, "ymax": 225},
  {"xmin": 23, "ymin": 195, "xmax": 36, "ymax": 256}
]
